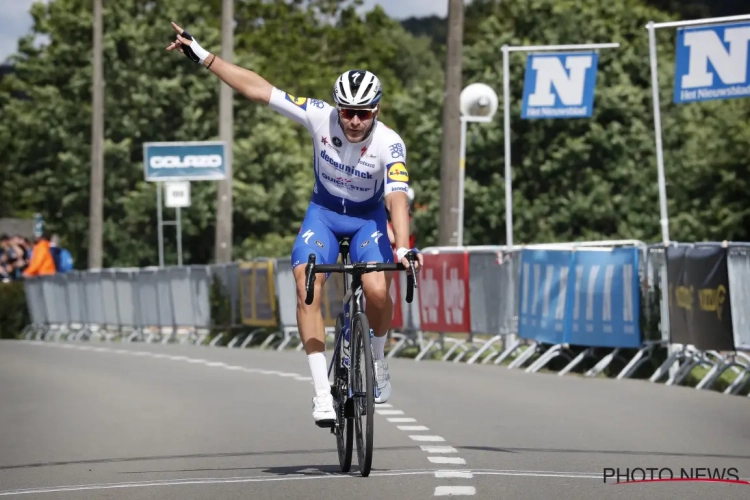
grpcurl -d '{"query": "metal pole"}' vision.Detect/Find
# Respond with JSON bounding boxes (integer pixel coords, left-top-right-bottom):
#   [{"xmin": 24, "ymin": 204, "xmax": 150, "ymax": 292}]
[
  {"xmin": 88, "ymin": 0, "xmax": 104, "ymax": 269},
  {"xmin": 438, "ymin": 0, "xmax": 465, "ymax": 246},
  {"xmin": 215, "ymin": 0, "xmax": 235, "ymax": 263},
  {"xmin": 647, "ymin": 22, "xmax": 670, "ymax": 245},
  {"xmin": 176, "ymin": 206, "xmax": 183, "ymax": 267},
  {"xmin": 456, "ymin": 117, "xmax": 468, "ymax": 246},
  {"xmin": 502, "ymin": 45, "xmax": 513, "ymax": 248},
  {"xmin": 157, "ymin": 183, "xmax": 164, "ymax": 268}
]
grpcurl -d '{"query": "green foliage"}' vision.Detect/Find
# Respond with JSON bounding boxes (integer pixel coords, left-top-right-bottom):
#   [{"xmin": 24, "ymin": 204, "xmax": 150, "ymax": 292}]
[
  {"xmin": 0, "ymin": 0, "xmax": 442, "ymax": 267},
  {"xmin": 0, "ymin": 283, "xmax": 30, "ymax": 339},
  {"xmin": 1, "ymin": 0, "xmax": 749, "ymax": 269}
]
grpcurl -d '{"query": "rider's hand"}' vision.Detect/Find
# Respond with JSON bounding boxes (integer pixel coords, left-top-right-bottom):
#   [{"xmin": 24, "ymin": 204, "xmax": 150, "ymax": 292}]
[
  {"xmin": 397, "ymin": 248, "xmax": 422, "ymax": 274},
  {"xmin": 166, "ymin": 22, "xmax": 211, "ymax": 64}
]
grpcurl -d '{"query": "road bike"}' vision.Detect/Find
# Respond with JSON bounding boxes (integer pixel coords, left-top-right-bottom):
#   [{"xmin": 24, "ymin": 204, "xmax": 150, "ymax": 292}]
[{"xmin": 304, "ymin": 237, "xmax": 418, "ymax": 477}]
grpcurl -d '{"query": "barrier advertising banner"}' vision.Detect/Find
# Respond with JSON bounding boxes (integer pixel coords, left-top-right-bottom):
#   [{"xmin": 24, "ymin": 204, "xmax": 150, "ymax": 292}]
[
  {"xmin": 239, "ymin": 260, "xmax": 278, "ymax": 327},
  {"xmin": 143, "ymin": 141, "xmax": 227, "ymax": 182},
  {"xmin": 666, "ymin": 245, "xmax": 735, "ymax": 350},
  {"xmin": 673, "ymin": 21, "xmax": 750, "ymax": 104},
  {"xmin": 521, "ymin": 51, "xmax": 600, "ymax": 119},
  {"xmin": 418, "ymin": 252, "xmax": 471, "ymax": 333},
  {"xmin": 518, "ymin": 247, "xmax": 642, "ymax": 348}
]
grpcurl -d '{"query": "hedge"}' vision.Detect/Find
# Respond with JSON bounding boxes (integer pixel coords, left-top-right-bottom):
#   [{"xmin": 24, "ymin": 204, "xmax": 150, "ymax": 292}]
[{"xmin": 0, "ymin": 282, "xmax": 29, "ymax": 339}]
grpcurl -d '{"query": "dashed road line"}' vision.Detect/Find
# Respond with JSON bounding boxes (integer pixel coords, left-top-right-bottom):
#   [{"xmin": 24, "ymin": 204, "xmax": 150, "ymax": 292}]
[
  {"xmin": 376, "ymin": 409, "xmax": 404, "ymax": 415},
  {"xmin": 434, "ymin": 486, "xmax": 476, "ymax": 496},
  {"xmin": 397, "ymin": 425, "xmax": 430, "ymax": 431},
  {"xmin": 421, "ymin": 446, "xmax": 458, "ymax": 454},
  {"xmin": 428, "ymin": 457, "xmax": 467, "ymax": 465},
  {"xmin": 387, "ymin": 417, "xmax": 417, "ymax": 423},
  {"xmin": 409, "ymin": 435, "xmax": 446, "ymax": 442}
]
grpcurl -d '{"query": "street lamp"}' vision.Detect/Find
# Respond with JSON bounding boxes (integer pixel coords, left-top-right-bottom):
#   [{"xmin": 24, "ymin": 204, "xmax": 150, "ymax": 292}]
[{"xmin": 457, "ymin": 82, "xmax": 498, "ymax": 246}]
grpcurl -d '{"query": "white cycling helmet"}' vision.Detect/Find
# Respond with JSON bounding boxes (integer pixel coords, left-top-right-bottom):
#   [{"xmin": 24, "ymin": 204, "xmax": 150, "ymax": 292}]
[
  {"xmin": 407, "ymin": 187, "xmax": 415, "ymax": 202},
  {"xmin": 333, "ymin": 69, "xmax": 383, "ymax": 107}
]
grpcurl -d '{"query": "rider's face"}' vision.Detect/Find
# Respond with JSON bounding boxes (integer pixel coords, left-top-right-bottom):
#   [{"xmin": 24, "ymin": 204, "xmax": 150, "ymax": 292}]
[{"xmin": 338, "ymin": 105, "xmax": 378, "ymax": 143}]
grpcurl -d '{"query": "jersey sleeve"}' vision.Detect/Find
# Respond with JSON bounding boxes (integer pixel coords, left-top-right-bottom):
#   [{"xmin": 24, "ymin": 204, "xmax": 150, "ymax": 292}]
[
  {"xmin": 383, "ymin": 136, "xmax": 410, "ymax": 197},
  {"xmin": 268, "ymin": 87, "xmax": 330, "ymax": 133}
]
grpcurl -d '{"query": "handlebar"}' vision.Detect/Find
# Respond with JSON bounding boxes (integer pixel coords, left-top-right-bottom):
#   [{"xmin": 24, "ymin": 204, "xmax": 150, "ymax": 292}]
[{"xmin": 304, "ymin": 252, "xmax": 419, "ymax": 306}]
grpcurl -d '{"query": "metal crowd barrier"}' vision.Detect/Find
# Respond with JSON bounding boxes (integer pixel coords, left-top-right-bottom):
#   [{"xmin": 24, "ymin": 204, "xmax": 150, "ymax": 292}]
[{"xmin": 20, "ymin": 240, "xmax": 750, "ymax": 398}]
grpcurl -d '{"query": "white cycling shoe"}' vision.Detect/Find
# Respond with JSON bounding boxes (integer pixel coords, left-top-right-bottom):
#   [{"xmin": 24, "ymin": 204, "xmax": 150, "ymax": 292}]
[
  {"xmin": 374, "ymin": 359, "xmax": 392, "ymax": 404},
  {"xmin": 312, "ymin": 393, "xmax": 336, "ymax": 427}
]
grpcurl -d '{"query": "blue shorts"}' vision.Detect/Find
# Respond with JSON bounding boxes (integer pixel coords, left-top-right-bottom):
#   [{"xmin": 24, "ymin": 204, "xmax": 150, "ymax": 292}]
[{"xmin": 291, "ymin": 201, "xmax": 394, "ymax": 268}]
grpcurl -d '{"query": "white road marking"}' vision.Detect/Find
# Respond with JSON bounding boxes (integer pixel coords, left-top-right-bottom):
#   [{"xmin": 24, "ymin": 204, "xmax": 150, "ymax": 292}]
[
  {"xmin": 409, "ymin": 435, "xmax": 445, "ymax": 442},
  {"xmin": 429, "ymin": 457, "xmax": 466, "ymax": 465},
  {"xmin": 225, "ymin": 366, "xmax": 244, "ymax": 371},
  {"xmin": 205, "ymin": 362, "xmax": 227, "ymax": 367},
  {"xmin": 377, "ymin": 403, "xmax": 393, "ymax": 408},
  {"xmin": 398, "ymin": 425, "xmax": 430, "ymax": 431},
  {"xmin": 387, "ymin": 418, "xmax": 417, "ymax": 423},
  {"xmin": 277, "ymin": 373, "xmax": 301, "ymax": 377},
  {"xmin": 421, "ymin": 446, "xmax": 458, "ymax": 453},
  {"xmin": 434, "ymin": 486, "xmax": 476, "ymax": 496},
  {"xmin": 295, "ymin": 376, "xmax": 313, "ymax": 381},
  {"xmin": 0, "ymin": 469, "xmax": 604, "ymax": 497},
  {"xmin": 376, "ymin": 410, "xmax": 404, "ymax": 415},
  {"xmin": 185, "ymin": 359, "xmax": 207, "ymax": 363},
  {"xmin": 435, "ymin": 471, "xmax": 473, "ymax": 479}
]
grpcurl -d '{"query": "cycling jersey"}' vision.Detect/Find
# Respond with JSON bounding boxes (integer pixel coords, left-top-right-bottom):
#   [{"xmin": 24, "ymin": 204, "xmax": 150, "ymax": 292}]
[
  {"xmin": 268, "ymin": 88, "xmax": 410, "ymax": 216},
  {"xmin": 269, "ymin": 87, "xmax": 411, "ymax": 268}
]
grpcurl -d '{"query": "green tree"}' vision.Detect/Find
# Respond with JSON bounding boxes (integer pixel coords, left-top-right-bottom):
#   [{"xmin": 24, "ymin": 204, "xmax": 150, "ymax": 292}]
[
  {"xmin": 0, "ymin": 0, "xmax": 442, "ymax": 266},
  {"xmin": 397, "ymin": 0, "xmax": 750, "ymax": 248}
]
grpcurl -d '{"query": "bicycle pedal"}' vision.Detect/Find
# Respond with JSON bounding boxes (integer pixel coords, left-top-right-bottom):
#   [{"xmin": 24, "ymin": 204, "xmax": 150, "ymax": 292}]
[{"xmin": 315, "ymin": 419, "xmax": 335, "ymax": 429}]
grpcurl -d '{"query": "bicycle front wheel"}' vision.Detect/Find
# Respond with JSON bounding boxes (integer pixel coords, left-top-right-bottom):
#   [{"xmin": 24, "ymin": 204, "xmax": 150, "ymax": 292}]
[
  {"xmin": 332, "ymin": 313, "xmax": 353, "ymax": 472},
  {"xmin": 351, "ymin": 312, "xmax": 374, "ymax": 477}
]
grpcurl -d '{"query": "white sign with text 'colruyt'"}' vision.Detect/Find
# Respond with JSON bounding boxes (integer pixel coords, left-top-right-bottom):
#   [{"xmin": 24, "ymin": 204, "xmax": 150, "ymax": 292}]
[{"xmin": 673, "ymin": 21, "xmax": 750, "ymax": 103}]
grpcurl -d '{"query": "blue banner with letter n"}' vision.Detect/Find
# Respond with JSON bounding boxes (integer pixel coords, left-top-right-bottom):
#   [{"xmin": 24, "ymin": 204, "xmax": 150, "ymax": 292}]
[
  {"xmin": 518, "ymin": 247, "xmax": 641, "ymax": 348},
  {"xmin": 143, "ymin": 141, "xmax": 227, "ymax": 182},
  {"xmin": 521, "ymin": 51, "xmax": 599, "ymax": 119},
  {"xmin": 673, "ymin": 21, "xmax": 750, "ymax": 104}
]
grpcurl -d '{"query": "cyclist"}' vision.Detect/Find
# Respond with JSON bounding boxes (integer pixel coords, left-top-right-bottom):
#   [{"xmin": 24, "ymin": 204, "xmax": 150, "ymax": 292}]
[{"xmin": 167, "ymin": 22, "xmax": 423, "ymax": 426}]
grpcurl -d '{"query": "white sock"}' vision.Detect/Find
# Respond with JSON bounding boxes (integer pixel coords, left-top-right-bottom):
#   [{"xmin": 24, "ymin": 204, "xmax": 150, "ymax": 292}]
[
  {"xmin": 307, "ymin": 352, "xmax": 330, "ymax": 396},
  {"xmin": 371, "ymin": 334, "xmax": 386, "ymax": 361}
]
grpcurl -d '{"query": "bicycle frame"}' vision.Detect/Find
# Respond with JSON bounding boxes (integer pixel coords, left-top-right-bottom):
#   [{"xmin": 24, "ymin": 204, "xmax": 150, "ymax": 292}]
[{"xmin": 325, "ymin": 242, "xmax": 365, "ymax": 398}]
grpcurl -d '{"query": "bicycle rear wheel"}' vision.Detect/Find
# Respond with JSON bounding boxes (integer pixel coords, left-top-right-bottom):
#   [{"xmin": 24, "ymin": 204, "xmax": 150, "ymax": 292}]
[
  {"xmin": 332, "ymin": 313, "xmax": 353, "ymax": 472},
  {"xmin": 351, "ymin": 312, "xmax": 374, "ymax": 477}
]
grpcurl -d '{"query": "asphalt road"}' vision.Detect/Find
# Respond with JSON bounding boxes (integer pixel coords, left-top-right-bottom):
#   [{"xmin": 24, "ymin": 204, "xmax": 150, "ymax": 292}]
[{"xmin": 1, "ymin": 339, "xmax": 749, "ymax": 499}]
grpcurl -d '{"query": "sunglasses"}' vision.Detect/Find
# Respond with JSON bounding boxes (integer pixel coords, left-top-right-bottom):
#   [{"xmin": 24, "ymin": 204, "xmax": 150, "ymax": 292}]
[{"xmin": 338, "ymin": 107, "xmax": 377, "ymax": 120}]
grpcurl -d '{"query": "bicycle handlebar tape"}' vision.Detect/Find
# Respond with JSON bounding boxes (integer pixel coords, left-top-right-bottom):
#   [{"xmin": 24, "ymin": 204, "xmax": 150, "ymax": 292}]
[
  {"xmin": 405, "ymin": 253, "xmax": 416, "ymax": 304},
  {"xmin": 304, "ymin": 254, "xmax": 316, "ymax": 305}
]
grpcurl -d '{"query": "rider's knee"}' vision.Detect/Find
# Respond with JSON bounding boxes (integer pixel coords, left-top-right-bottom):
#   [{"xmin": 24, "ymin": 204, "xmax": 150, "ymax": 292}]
[
  {"xmin": 363, "ymin": 279, "xmax": 389, "ymax": 310},
  {"xmin": 296, "ymin": 275, "xmax": 323, "ymax": 311}
]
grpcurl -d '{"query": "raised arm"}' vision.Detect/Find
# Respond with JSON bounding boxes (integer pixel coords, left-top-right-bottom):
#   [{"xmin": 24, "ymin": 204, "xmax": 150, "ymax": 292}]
[{"xmin": 166, "ymin": 22, "xmax": 272, "ymax": 104}]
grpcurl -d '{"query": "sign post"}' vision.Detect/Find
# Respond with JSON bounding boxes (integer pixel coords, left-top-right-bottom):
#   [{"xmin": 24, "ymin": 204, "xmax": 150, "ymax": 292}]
[
  {"xmin": 143, "ymin": 141, "xmax": 226, "ymax": 267},
  {"xmin": 646, "ymin": 14, "xmax": 750, "ymax": 245},
  {"xmin": 502, "ymin": 42, "xmax": 619, "ymax": 248}
]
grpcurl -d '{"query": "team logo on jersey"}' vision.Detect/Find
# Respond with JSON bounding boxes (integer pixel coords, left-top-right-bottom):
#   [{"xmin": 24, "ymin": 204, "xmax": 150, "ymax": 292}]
[
  {"xmin": 332, "ymin": 137, "xmax": 343, "ymax": 147},
  {"xmin": 285, "ymin": 93, "xmax": 308, "ymax": 110},
  {"xmin": 387, "ymin": 162, "xmax": 409, "ymax": 183}
]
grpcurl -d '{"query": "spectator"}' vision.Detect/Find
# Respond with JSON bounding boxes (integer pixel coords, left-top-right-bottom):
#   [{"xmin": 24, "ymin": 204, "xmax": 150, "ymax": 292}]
[
  {"xmin": 49, "ymin": 234, "xmax": 74, "ymax": 273},
  {"xmin": 1, "ymin": 233, "xmax": 29, "ymax": 281},
  {"xmin": 22, "ymin": 232, "xmax": 56, "ymax": 278}
]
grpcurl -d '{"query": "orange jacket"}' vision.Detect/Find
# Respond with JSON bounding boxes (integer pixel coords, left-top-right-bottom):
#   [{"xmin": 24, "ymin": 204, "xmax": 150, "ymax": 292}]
[{"xmin": 23, "ymin": 240, "xmax": 56, "ymax": 277}]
